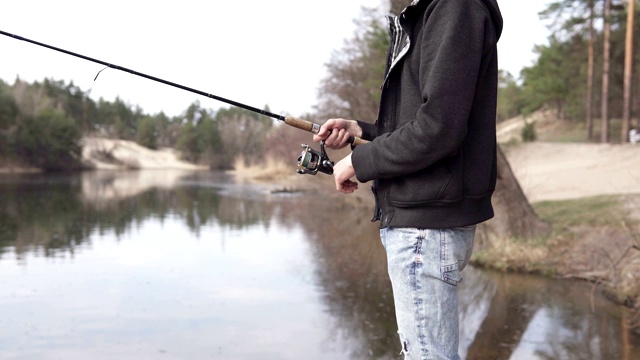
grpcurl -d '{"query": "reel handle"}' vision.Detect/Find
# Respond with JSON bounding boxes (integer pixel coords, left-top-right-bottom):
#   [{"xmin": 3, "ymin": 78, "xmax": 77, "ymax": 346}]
[{"xmin": 283, "ymin": 116, "xmax": 368, "ymax": 146}]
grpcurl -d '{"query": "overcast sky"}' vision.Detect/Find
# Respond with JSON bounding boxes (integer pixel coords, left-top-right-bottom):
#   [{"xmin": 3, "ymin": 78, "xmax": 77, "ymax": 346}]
[{"xmin": 0, "ymin": 0, "xmax": 551, "ymax": 118}]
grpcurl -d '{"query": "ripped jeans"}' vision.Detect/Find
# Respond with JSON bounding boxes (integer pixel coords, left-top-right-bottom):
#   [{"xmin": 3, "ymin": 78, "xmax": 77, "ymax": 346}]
[{"xmin": 380, "ymin": 226, "xmax": 475, "ymax": 360}]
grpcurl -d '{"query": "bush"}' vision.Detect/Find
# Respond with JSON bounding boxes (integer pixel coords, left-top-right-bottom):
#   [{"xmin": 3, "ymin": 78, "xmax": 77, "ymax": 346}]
[
  {"xmin": 521, "ymin": 120, "xmax": 537, "ymax": 142},
  {"xmin": 136, "ymin": 116, "xmax": 158, "ymax": 150},
  {"xmin": 0, "ymin": 84, "xmax": 19, "ymax": 156},
  {"xmin": 14, "ymin": 109, "xmax": 82, "ymax": 170}
]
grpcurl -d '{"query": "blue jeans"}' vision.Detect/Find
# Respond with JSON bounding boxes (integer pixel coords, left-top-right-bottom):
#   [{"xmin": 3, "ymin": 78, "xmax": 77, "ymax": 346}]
[{"xmin": 380, "ymin": 226, "xmax": 475, "ymax": 360}]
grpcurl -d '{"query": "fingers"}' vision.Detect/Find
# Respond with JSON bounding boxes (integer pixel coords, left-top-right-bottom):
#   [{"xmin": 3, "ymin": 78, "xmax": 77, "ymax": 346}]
[
  {"xmin": 313, "ymin": 119, "xmax": 337, "ymax": 143},
  {"xmin": 312, "ymin": 127, "xmax": 328, "ymax": 143},
  {"xmin": 313, "ymin": 118, "xmax": 354, "ymax": 149},
  {"xmin": 336, "ymin": 179, "xmax": 359, "ymax": 194},
  {"xmin": 333, "ymin": 154, "xmax": 358, "ymax": 194},
  {"xmin": 324, "ymin": 129, "xmax": 350, "ymax": 148}
]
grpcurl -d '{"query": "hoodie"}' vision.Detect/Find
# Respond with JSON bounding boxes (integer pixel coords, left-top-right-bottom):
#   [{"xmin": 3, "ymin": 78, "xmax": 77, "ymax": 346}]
[{"xmin": 351, "ymin": 0, "xmax": 504, "ymax": 229}]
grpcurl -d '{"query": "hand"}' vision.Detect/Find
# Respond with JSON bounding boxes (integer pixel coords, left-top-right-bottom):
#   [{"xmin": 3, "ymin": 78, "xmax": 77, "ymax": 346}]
[
  {"xmin": 313, "ymin": 118, "xmax": 362, "ymax": 149},
  {"xmin": 333, "ymin": 153, "xmax": 358, "ymax": 194}
]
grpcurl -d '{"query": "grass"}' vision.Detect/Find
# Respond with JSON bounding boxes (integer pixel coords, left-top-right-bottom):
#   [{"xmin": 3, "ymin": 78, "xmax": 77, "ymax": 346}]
[
  {"xmin": 497, "ymin": 110, "xmax": 640, "ymax": 318},
  {"xmin": 535, "ymin": 119, "xmax": 622, "ymax": 144},
  {"xmin": 534, "ymin": 195, "xmax": 627, "ymax": 230},
  {"xmin": 536, "ymin": 120, "xmax": 591, "ymax": 143},
  {"xmin": 473, "ymin": 194, "xmax": 637, "ymax": 277},
  {"xmin": 471, "ymin": 235, "xmax": 555, "ymax": 275}
]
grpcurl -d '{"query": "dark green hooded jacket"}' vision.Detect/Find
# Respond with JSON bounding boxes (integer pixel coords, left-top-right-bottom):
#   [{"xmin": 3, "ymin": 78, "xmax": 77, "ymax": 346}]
[{"xmin": 352, "ymin": 0, "xmax": 503, "ymax": 229}]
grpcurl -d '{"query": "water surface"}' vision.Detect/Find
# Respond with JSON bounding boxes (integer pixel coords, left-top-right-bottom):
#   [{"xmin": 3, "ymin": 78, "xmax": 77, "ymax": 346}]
[{"xmin": 0, "ymin": 171, "xmax": 638, "ymax": 359}]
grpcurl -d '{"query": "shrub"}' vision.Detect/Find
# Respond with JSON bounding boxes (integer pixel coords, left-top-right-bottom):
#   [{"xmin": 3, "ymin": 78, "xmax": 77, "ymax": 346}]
[
  {"xmin": 14, "ymin": 109, "xmax": 82, "ymax": 170},
  {"xmin": 521, "ymin": 120, "xmax": 537, "ymax": 142}
]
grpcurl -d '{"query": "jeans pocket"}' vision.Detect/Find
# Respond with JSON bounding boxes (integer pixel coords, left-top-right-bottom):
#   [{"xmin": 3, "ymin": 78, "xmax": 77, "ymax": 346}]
[
  {"xmin": 439, "ymin": 227, "xmax": 475, "ymax": 286},
  {"xmin": 442, "ymin": 263, "xmax": 464, "ymax": 286}
]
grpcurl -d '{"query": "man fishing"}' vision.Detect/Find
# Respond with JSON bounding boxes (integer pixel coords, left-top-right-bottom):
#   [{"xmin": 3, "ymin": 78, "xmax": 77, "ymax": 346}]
[
  {"xmin": 2, "ymin": 1, "xmax": 503, "ymax": 354},
  {"xmin": 313, "ymin": 0, "xmax": 503, "ymax": 359}
]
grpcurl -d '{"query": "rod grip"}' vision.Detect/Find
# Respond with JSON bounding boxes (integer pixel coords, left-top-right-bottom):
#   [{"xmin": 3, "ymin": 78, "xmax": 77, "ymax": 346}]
[
  {"xmin": 283, "ymin": 116, "xmax": 369, "ymax": 146},
  {"xmin": 348, "ymin": 136, "xmax": 368, "ymax": 146}
]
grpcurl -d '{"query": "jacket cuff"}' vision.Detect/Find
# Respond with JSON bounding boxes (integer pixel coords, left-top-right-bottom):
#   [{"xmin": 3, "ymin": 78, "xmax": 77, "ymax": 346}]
[
  {"xmin": 352, "ymin": 142, "xmax": 376, "ymax": 183},
  {"xmin": 356, "ymin": 120, "xmax": 377, "ymax": 141}
]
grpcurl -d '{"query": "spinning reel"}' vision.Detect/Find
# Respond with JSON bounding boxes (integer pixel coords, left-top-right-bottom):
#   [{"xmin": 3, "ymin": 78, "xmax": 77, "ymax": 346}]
[{"xmin": 296, "ymin": 141, "xmax": 334, "ymax": 175}]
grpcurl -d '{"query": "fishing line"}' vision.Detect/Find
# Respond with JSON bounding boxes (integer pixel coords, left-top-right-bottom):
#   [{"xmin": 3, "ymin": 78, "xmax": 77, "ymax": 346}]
[{"xmin": 94, "ymin": 66, "xmax": 109, "ymax": 81}]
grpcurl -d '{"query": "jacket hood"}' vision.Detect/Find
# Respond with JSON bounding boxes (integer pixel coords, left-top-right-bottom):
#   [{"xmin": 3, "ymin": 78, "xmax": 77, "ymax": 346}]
[
  {"xmin": 408, "ymin": 0, "xmax": 503, "ymax": 41},
  {"xmin": 481, "ymin": 0, "xmax": 503, "ymax": 40}
]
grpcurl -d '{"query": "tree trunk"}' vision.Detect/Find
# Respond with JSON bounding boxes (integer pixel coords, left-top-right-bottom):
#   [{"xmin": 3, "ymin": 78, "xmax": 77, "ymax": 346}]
[
  {"xmin": 622, "ymin": 0, "xmax": 635, "ymax": 144},
  {"xmin": 587, "ymin": 0, "xmax": 595, "ymax": 140},
  {"xmin": 602, "ymin": 0, "xmax": 612, "ymax": 143},
  {"xmin": 476, "ymin": 145, "xmax": 551, "ymax": 247}
]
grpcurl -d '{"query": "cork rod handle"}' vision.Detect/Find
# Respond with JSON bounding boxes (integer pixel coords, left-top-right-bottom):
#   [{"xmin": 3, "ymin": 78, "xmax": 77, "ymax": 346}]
[{"xmin": 283, "ymin": 116, "xmax": 368, "ymax": 146}]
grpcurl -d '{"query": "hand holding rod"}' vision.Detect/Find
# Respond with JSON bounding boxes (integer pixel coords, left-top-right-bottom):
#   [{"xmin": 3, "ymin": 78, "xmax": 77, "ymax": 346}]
[
  {"xmin": 283, "ymin": 116, "xmax": 368, "ymax": 146},
  {"xmin": 0, "ymin": 29, "xmax": 368, "ymax": 146}
]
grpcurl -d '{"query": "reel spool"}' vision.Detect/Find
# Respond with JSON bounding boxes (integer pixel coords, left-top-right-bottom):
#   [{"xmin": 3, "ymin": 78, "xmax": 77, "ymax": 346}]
[{"xmin": 296, "ymin": 141, "xmax": 334, "ymax": 175}]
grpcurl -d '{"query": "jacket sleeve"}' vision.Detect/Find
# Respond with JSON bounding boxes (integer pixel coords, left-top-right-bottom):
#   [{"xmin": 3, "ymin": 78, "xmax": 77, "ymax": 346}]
[
  {"xmin": 352, "ymin": 0, "xmax": 491, "ymax": 182},
  {"xmin": 356, "ymin": 120, "xmax": 378, "ymax": 141}
]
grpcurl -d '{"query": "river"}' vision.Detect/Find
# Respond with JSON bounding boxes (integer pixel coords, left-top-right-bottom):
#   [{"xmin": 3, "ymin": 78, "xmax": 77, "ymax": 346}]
[{"xmin": 0, "ymin": 171, "xmax": 638, "ymax": 359}]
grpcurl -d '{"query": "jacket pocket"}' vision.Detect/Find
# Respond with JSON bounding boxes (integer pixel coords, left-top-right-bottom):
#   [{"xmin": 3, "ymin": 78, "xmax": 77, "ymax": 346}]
[{"xmin": 387, "ymin": 163, "xmax": 463, "ymax": 207}]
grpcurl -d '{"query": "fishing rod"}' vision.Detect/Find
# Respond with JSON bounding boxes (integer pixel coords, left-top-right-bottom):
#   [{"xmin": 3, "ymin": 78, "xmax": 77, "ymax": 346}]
[{"xmin": 0, "ymin": 29, "xmax": 367, "ymax": 175}]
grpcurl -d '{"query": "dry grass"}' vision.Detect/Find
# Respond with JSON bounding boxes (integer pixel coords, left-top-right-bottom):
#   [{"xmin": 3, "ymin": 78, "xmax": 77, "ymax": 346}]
[
  {"xmin": 230, "ymin": 156, "xmax": 299, "ymax": 183},
  {"xmin": 473, "ymin": 193, "xmax": 640, "ymax": 323},
  {"xmin": 472, "ymin": 235, "xmax": 553, "ymax": 275},
  {"xmin": 229, "ymin": 154, "xmax": 375, "ymax": 209}
]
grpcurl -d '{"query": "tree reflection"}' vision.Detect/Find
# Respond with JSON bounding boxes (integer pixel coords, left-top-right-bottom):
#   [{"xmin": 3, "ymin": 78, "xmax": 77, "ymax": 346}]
[
  {"xmin": 0, "ymin": 172, "xmax": 274, "ymax": 259},
  {"xmin": 461, "ymin": 268, "xmax": 640, "ymax": 359},
  {"xmin": 273, "ymin": 193, "xmax": 400, "ymax": 359},
  {"xmin": 0, "ymin": 172, "xmax": 402, "ymax": 359},
  {"xmin": 1, "ymin": 172, "xmax": 639, "ymax": 359},
  {"xmin": 464, "ymin": 270, "xmax": 543, "ymax": 359}
]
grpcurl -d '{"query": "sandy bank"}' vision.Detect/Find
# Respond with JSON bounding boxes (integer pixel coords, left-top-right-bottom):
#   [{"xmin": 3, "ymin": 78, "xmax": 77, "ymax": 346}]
[
  {"xmin": 81, "ymin": 137, "xmax": 208, "ymax": 170},
  {"xmin": 504, "ymin": 142, "xmax": 640, "ymax": 202}
]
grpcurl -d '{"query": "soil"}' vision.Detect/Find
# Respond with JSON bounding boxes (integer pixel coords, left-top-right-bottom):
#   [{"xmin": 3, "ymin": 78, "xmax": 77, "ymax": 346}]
[{"xmin": 502, "ymin": 142, "xmax": 640, "ymax": 203}]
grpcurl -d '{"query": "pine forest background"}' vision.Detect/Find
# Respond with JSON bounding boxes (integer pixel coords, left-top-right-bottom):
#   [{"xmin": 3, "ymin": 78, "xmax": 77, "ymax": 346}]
[{"xmin": 0, "ymin": 0, "xmax": 638, "ymax": 171}]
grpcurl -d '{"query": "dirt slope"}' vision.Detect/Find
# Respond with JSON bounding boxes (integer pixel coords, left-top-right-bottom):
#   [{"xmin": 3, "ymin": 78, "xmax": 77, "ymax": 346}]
[
  {"xmin": 503, "ymin": 142, "xmax": 640, "ymax": 202},
  {"xmin": 81, "ymin": 137, "xmax": 208, "ymax": 170}
]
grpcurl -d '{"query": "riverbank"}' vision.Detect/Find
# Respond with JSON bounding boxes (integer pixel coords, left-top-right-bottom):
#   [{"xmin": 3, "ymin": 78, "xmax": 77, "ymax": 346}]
[
  {"xmin": 493, "ymin": 114, "xmax": 640, "ymax": 326},
  {"xmin": 2, "ymin": 127, "xmax": 639, "ymax": 326},
  {"xmin": 81, "ymin": 137, "xmax": 209, "ymax": 170},
  {"xmin": 484, "ymin": 143, "xmax": 640, "ymax": 306},
  {"xmin": 0, "ymin": 137, "xmax": 209, "ymax": 173},
  {"xmin": 234, "ymin": 117, "xmax": 640, "ymax": 326}
]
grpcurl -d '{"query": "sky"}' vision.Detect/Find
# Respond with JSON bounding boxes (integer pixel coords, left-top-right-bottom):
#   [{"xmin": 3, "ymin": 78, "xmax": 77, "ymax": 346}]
[{"xmin": 0, "ymin": 0, "xmax": 551, "ymax": 119}]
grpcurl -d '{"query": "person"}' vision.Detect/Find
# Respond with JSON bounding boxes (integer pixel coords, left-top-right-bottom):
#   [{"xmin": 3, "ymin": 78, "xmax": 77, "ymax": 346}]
[
  {"xmin": 630, "ymin": 128, "xmax": 640, "ymax": 144},
  {"xmin": 313, "ymin": 0, "xmax": 503, "ymax": 359}
]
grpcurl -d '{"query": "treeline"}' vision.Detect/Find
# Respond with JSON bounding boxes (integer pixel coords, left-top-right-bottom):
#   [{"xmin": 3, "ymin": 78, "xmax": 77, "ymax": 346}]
[
  {"xmin": 316, "ymin": 0, "xmax": 640, "ymax": 144},
  {"xmin": 4, "ymin": 0, "xmax": 639, "ymax": 171},
  {"xmin": 318, "ymin": 0, "xmax": 640, "ymax": 144},
  {"xmin": 0, "ymin": 77, "xmax": 295, "ymax": 170},
  {"xmin": 498, "ymin": 0, "xmax": 640, "ymax": 143}
]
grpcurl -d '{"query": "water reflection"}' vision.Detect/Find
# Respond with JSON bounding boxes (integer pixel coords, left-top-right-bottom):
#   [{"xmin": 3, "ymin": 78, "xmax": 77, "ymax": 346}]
[
  {"xmin": 0, "ymin": 171, "xmax": 638, "ymax": 359},
  {"xmin": 459, "ymin": 267, "xmax": 639, "ymax": 359}
]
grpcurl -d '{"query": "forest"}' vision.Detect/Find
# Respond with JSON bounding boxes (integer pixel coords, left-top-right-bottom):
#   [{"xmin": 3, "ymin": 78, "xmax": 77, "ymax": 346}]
[{"xmin": 0, "ymin": 0, "xmax": 639, "ymax": 171}]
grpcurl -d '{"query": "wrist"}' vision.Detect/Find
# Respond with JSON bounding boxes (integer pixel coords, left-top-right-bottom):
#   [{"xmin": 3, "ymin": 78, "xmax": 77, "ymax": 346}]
[{"xmin": 351, "ymin": 120, "xmax": 363, "ymax": 138}]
